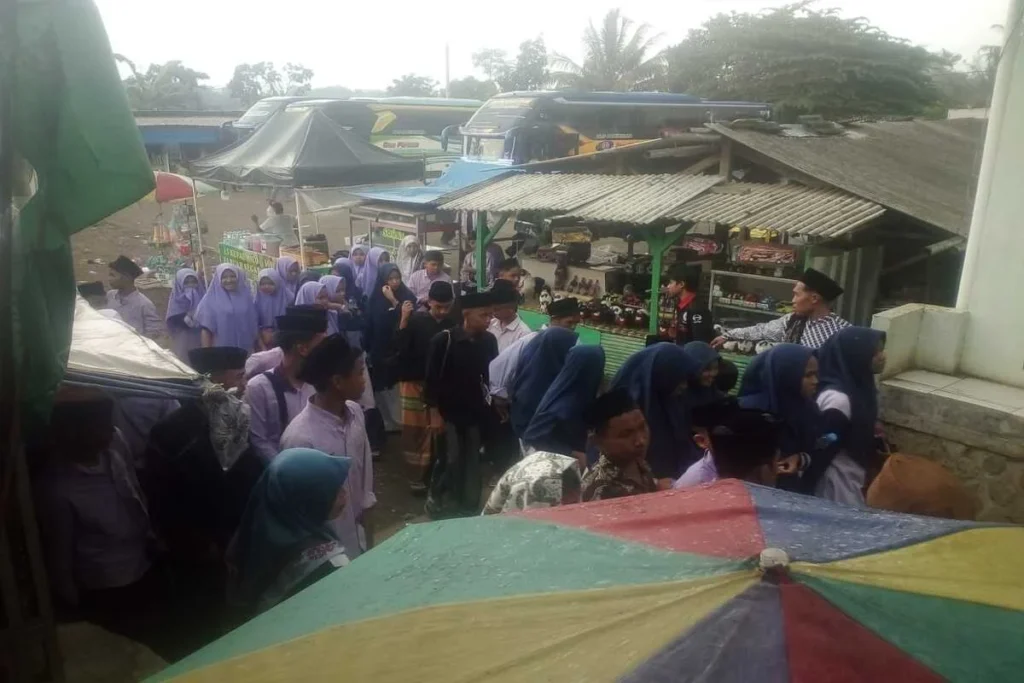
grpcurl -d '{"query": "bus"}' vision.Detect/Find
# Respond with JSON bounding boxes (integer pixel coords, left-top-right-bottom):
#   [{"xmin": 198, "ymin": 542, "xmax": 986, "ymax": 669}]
[
  {"xmin": 452, "ymin": 91, "xmax": 772, "ymax": 164},
  {"xmin": 284, "ymin": 97, "xmax": 482, "ymax": 177},
  {"xmin": 230, "ymin": 96, "xmax": 325, "ymax": 136}
]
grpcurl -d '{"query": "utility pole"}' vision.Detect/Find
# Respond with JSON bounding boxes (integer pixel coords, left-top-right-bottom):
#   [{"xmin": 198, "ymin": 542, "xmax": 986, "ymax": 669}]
[{"xmin": 444, "ymin": 43, "xmax": 450, "ymax": 98}]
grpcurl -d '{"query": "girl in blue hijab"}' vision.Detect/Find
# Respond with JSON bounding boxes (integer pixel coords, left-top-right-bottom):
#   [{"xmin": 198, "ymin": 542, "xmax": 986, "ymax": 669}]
[
  {"xmin": 509, "ymin": 327, "xmax": 579, "ymax": 438},
  {"xmin": 813, "ymin": 327, "xmax": 887, "ymax": 505},
  {"xmin": 682, "ymin": 341, "xmax": 723, "ymax": 407},
  {"xmin": 611, "ymin": 343, "xmax": 702, "ymax": 478},
  {"xmin": 228, "ymin": 449, "xmax": 351, "ymax": 614},
  {"xmin": 739, "ymin": 344, "xmax": 824, "ymax": 491},
  {"xmin": 522, "ymin": 346, "xmax": 605, "ymax": 458}
]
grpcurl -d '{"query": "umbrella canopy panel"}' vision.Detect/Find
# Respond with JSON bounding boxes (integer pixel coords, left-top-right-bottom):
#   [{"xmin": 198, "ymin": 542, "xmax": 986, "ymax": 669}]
[
  {"xmin": 144, "ymin": 171, "xmax": 218, "ymax": 203},
  {"xmin": 154, "ymin": 480, "xmax": 1023, "ymax": 683},
  {"xmin": 189, "ymin": 108, "xmax": 424, "ymax": 188}
]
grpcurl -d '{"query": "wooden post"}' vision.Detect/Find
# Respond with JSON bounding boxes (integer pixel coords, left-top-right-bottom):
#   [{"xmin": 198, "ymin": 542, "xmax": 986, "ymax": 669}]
[{"xmin": 719, "ymin": 138, "xmax": 733, "ymax": 180}]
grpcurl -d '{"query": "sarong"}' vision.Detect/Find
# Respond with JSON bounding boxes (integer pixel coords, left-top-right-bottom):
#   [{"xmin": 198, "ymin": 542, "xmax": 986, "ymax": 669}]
[{"xmin": 400, "ymin": 381, "xmax": 442, "ymax": 483}]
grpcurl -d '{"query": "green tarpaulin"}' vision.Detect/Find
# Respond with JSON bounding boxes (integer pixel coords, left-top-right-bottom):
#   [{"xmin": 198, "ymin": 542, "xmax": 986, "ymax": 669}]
[{"xmin": 6, "ymin": 0, "xmax": 155, "ymax": 424}]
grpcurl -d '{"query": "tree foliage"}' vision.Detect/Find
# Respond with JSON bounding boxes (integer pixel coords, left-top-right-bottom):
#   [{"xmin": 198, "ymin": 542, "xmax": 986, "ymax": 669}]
[
  {"xmin": 447, "ymin": 76, "xmax": 498, "ymax": 100},
  {"xmin": 665, "ymin": 3, "xmax": 946, "ymax": 120},
  {"xmin": 387, "ymin": 74, "xmax": 438, "ymax": 96},
  {"xmin": 932, "ymin": 46, "xmax": 1000, "ymax": 109},
  {"xmin": 115, "ymin": 56, "xmax": 210, "ymax": 109},
  {"xmin": 549, "ymin": 10, "xmax": 664, "ymax": 91},
  {"xmin": 471, "ymin": 37, "xmax": 550, "ymax": 92},
  {"xmin": 227, "ymin": 62, "xmax": 314, "ymax": 106}
]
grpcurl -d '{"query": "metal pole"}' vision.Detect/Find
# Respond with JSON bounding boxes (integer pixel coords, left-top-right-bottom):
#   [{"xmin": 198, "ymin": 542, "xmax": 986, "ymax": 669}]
[
  {"xmin": 190, "ymin": 179, "xmax": 207, "ymax": 280},
  {"xmin": 294, "ymin": 191, "xmax": 306, "ymax": 269},
  {"xmin": 444, "ymin": 43, "xmax": 450, "ymax": 98}
]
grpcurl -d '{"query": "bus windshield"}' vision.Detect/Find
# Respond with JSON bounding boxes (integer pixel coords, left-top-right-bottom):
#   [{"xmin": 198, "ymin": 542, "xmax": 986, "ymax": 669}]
[
  {"xmin": 236, "ymin": 100, "xmax": 285, "ymax": 126},
  {"xmin": 462, "ymin": 97, "xmax": 537, "ymax": 134}
]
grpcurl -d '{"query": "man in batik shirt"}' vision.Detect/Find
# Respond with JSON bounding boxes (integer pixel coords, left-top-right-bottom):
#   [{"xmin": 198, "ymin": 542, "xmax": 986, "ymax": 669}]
[{"xmin": 581, "ymin": 388, "xmax": 659, "ymax": 502}]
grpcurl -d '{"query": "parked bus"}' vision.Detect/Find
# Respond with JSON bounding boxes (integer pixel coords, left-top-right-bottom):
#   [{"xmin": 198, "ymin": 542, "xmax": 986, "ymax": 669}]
[
  {"xmin": 452, "ymin": 91, "xmax": 771, "ymax": 164},
  {"xmin": 285, "ymin": 97, "xmax": 482, "ymax": 177},
  {"xmin": 230, "ymin": 96, "xmax": 325, "ymax": 136}
]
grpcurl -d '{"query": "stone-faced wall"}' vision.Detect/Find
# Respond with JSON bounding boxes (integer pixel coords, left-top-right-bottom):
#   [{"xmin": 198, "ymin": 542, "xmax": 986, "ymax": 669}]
[{"xmin": 880, "ymin": 381, "xmax": 1024, "ymax": 523}]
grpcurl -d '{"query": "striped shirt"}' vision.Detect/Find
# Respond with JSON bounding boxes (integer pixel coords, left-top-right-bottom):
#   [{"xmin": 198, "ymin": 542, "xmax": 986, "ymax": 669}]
[{"xmin": 724, "ymin": 312, "xmax": 850, "ymax": 349}]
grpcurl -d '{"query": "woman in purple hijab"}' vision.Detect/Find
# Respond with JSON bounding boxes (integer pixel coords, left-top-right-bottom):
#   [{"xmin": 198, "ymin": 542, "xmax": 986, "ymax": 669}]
[
  {"xmin": 275, "ymin": 255, "xmax": 301, "ymax": 303},
  {"xmin": 166, "ymin": 267, "xmax": 205, "ymax": 362},
  {"xmin": 294, "ymin": 280, "xmax": 329, "ymax": 308},
  {"xmin": 356, "ymin": 247, "xmax": 390, "ymax": 300},
  {"xmin": 196, "ymin": 264, "xmax": 259, "ymax": 351},
  {"xmin": 254, "ymin": 268, "xmax": 290, "ymax": 348},
  {"xmin": 349, "ymin": 246, "xmax": 367, "ymax": 294}
]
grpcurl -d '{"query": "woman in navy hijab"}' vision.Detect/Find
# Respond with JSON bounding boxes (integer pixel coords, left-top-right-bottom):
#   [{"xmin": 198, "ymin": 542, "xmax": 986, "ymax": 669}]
[
  {"xmin": 813, "ymin": 327, "xmax": 887, "ymax": 505},
  {"xmin": 610, "ymin": 343, "xmax": 702, "ymax": 478},
  {"xmin": 739, "ymin": 343, "xmax": 824, "ymax": 491},
  {"xmin": 522, "ymin": 345, "xmax": 605, "ymax": 461},
  {"xmin": 509, "ymin": 327, "xmax": 579, "ymax": 439},
  {"xmin": 682, "ymin": 341, "xmax": 723, "ymax": 407}
]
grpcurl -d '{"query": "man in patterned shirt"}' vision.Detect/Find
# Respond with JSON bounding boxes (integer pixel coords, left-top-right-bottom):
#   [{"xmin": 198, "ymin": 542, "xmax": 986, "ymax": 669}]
[
  {"xmin": 710, "ymin": 268, "xmax": 849, "ymax": 350},
  {"xmin": 580, "ymin": 388, "xmax": 659, "ymax": 502}
]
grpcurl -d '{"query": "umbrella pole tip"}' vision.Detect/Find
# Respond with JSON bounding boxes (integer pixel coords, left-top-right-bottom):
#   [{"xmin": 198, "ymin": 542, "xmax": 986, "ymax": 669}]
[{"xmin": 758, "ymin": 548, "xmax": 790, "ymax": 573}]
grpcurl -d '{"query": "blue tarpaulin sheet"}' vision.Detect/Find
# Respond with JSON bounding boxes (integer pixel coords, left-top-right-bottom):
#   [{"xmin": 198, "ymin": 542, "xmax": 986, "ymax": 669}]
[{"xmin": 347, "ymin": 160, "xmax": 512, "ymax": 206}]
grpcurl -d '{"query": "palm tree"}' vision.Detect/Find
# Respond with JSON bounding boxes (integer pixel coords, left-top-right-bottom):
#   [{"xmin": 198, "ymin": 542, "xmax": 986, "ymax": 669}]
[{"xmin": 550, "ymin": 9, "xmax": 665, "ymax": 91}]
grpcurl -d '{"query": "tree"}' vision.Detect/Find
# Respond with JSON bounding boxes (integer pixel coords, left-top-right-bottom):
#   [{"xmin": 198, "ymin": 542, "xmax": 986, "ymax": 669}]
[
  {"xmin": 665, "ymin": 4, "xmax": 945, "ymax": 120},
  {"xmin": 472, "ymin": 37, "xmax": 550, "ymax": 92},
  {"xmin": 472, "ymin": 48, "xmax": 510, "ymax": 83},
  {"xmin": 387, "ymin": 74, "xmax": 438, "ymax": 96},
  {"xmin": 227, "ymin": 61, "xmax": 315, "ymax": 106},
  {"xmin": 448, "ymin": 76, "xmax": 498, "ymax": 101},
  {"xmin": 115, "ymin": 55, "xmax": 210, "ymax": 109},
  {"xmin": 549, "ymin": 10, "xmax": 664, "ymax": 91}
]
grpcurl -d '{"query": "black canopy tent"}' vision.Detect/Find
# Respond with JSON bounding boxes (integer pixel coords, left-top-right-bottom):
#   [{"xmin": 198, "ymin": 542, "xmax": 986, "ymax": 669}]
[
  {"xmin": 190, "ymin": 107, "xmax": 424, "ymax": 265},
  {"xmin": 190, "ymin": 107, "xmax": 424, "ymax": 187}
]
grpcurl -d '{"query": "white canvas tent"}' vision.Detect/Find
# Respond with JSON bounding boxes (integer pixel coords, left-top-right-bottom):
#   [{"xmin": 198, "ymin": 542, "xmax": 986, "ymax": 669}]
[{"xmin": 66, "ymin": 297, "xmax": 200, "ymax": 399}]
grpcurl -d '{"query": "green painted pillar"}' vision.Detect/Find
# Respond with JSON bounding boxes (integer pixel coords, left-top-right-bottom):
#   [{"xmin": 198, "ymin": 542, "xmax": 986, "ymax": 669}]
[
  {"xmin": 475, "ymin": 211, "xmax": 487, "ymax": 290},
  {"xmin": 647, "ymin": 227, "xmax": 666, "ymax": 335}
]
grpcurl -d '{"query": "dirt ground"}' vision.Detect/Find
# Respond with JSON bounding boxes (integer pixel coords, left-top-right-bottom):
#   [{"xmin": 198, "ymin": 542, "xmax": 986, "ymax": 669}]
[{"xmin": 71, "ymin": 191, "xmax": 429, "ymax": 541}]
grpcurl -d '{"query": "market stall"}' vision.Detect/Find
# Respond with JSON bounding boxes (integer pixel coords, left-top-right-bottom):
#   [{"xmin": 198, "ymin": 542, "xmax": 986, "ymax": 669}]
[
  {"xmin": 189, "ymin": 107, "xmax": 424, "ymax": 272},
  {"xmin": 440, "ymin": 172, "xmax": 887, "ymax": 375}
]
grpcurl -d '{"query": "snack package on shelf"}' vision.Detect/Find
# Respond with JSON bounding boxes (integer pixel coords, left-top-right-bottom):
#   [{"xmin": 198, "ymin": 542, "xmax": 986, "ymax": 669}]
[{"xmin": 733, "ymin": 241, "xmax": 797, "ymax": 266}]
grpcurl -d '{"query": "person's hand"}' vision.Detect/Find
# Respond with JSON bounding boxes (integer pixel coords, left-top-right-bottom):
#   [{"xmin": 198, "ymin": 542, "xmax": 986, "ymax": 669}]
[
  {"xmin": 401, "ymin": 301, "xmax": 414, "ymax": 319},
  {"xmin": 382, "ymin": 285, "xmax": 397, "ymax": 304},
  {"xmin": 710, "ymin": 335, "xmax": 728, "ymax": 349},
  {"xmin": 250, "ymin": 214, "xmax": 260, "ymax": 225},
  {"xmin": 777, "ymin": 454, "xmax": 803, "ymax": 475},
  {"xmin": 493, "ymin": 397, "xmax": 510, "ymax": 422}
]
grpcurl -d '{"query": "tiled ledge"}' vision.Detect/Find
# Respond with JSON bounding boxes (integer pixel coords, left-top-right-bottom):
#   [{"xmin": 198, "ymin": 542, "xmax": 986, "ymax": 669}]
[{"xmin": 880, "ymin": 371, "xmax": 1024, "ymax": 460}]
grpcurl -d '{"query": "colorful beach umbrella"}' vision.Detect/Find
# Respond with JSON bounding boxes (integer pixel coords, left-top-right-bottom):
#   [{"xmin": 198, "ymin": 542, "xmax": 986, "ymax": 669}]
[
  {"xmin": 144, "ymin": 171, "xmax": 218, "ymax": 203},
  {"xmin": 154, "ymin": 480, "xmax": 1023, "ymax": 682}
]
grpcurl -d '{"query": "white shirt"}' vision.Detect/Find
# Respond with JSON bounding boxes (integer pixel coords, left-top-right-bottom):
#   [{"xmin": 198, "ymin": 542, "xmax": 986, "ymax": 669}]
[
  {"xmin": 488, "ymin": 331, "xmax": 539, "ymax": 399},
  {"xmin": 260, "ymin": 214, "xmax": 299, "ymax": 247},
  {"xmin": 814, "ymin": 389, "xmax": 866, "ymax": 506},
  {"xmin": 487, "ymin": 315, "xmax": 533, "ymax": 353}
]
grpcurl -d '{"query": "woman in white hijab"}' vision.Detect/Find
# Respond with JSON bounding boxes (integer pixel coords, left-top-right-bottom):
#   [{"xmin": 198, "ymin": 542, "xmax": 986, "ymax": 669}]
[{"xmin": 396, "ymin": 235, "xmax": 423, "ymax": 281}]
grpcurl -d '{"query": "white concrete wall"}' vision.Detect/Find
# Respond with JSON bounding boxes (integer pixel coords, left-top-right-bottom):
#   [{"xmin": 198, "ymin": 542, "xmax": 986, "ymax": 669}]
[{"xmin": 957, "ymin": 1, "xmax": 1024, "ymax": 389}]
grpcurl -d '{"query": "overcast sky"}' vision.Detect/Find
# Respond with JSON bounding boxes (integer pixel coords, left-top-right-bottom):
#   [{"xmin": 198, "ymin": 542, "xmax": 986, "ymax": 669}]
[{"xmin": 95, "ymin": 0, "xmax": 1009, "ymax": 90}]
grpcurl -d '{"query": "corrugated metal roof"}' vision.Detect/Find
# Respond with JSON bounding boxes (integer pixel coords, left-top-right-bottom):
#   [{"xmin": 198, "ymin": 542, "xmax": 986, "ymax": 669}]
[
  {"xmin": 440, "ymin": 173, "xmax": 723, "ymax": 223},
  {"xmin": 667, "ymin": 183, "xmax": 885, "ymax": 237},
  {"xmin": 711, "ymin": 119, "xmax": 984, "ymax": 236},
  {"xmin": 564, "ymin": 175, "xmax": 723, "ymax": 224}
]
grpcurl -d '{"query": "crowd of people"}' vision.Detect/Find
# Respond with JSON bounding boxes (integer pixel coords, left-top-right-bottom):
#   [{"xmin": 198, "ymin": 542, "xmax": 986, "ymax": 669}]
[{"xmin": 43, "ymin": 242, "xmax": 975, "ymax": 664}]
